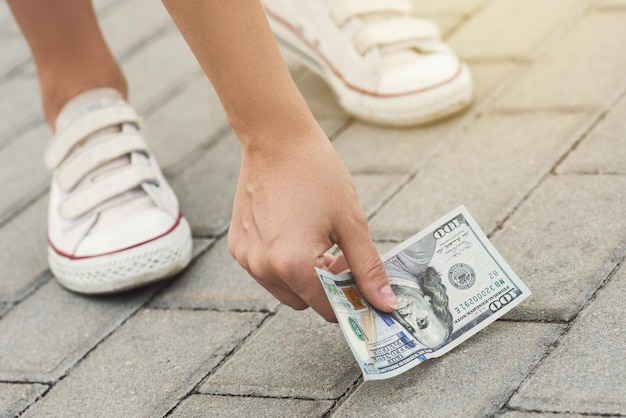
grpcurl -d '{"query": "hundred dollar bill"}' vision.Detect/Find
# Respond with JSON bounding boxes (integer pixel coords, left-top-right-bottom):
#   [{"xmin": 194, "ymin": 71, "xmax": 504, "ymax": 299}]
[{"xmin": 316, "ymin": 205, "xmax": 530, "ymax": 381}]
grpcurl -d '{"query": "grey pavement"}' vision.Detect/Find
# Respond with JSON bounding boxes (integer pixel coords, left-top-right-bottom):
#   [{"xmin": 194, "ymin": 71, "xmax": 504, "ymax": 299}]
[{"xmin": 1, "ymin": 0, "xmax": 625, "ymax": 416}]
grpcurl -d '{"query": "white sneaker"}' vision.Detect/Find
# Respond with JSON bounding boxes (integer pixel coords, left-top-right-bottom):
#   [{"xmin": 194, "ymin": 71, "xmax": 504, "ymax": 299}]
[
  {"xmin": 45, "ymin": 88, "xmax": 192, "ymax": 294},
  {"xmin": 262, "ymin": 0, "xmax": 474, "ymax": 126}
]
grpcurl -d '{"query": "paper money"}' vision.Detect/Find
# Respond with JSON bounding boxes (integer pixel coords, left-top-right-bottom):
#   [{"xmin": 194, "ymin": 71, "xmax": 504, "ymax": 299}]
[{"xmin": 316, "ymin": 205, "xmax": 531, "ymax": 381}]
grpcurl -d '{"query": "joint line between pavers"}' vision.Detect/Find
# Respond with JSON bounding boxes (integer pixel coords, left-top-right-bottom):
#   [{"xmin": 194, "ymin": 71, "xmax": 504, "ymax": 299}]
[
  {"xmin": 497, "ymin": 317, "xmax": 567, "ymax": 325},
  {"xmin": 557, "ymin": 169, "xmax": 626, "ymax": 176},
  {"xmin": 550, "ymin": 85, "xmax": 626, "ymax": 176},
  {"xmin": 526, "ymin": 0, "xmax": 600, "ymax": 63},
  {"xmin": 162, "ymin": 310, "xmax": 278, "ymax": 417},
  {"xmin": 116, "ymin": 21, "xmax": 177, "ymax": 65},
  {"xmin": 327, "ymin": 118, "xmax": 354, "ymax": 142},
  {"xmin": 487, "ymin": 84, "xmax": 626, "ymax": 241},
  {"xmin": 363, "ymin": 172, "xmax": 415, "ymax": 221},
  {"xmin": 595, "ymin": 5, "xmax": 626, "ymax": 13},
  {"xmin": 140, "ymin": 68, "xmax": 206, "ymax": 119},
  {"xmin": 0, "ymin": 114, "xmax": 47, "ymax": 153},
  {"xmin": 0, "ymin": 57, "xmax": 34, "ymax": 85},
  {"xmin": 440, "ymin": 0, "xmax": 496, "ymax": 41},
  {"xmin": 502, "ymin": 249, "xmax": 625, "ymax": 412},
  {"xmin": 489, "ymin": 106, "xmax": 592, "ymax": 115},
  {"xmin": 0, "ymin": 269, "xmax": 52, "ymax": 309},
  {"xmin": 0, "ymin": 181, "xmax": 49, "ymax": 232},
  {"xmin": 147, "ymin": 303, "xmax": 276, "ymax": 315},
  {"xmin": 321, "ymin": 374, "xmax": 364, "ymax": 418},
  {"xmin": 505, "ymin": 405, "xmax": 626, "ymax": 417},
  {"xmin": 3, "ymin": 382, "xmax": 50, "ymax": 418},
  {"xmin": 164, "ymin": 123, "xmax": 234, "ymax": 178}
]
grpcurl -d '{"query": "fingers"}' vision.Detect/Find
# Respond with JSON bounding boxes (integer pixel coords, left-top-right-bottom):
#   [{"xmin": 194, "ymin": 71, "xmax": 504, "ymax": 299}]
[
  {"xmin": 230, "ymin": 236, "xmax": 337, "ymax": 322},
  {"xmin": 335, "ymin": 216, "xmax": 398, "ymax": 313},
  {"xmin": 288, "ymin": 265, "xmax": 338, "ymax": 322},
  {"xmin": 324, "ymin": 252, "xmax": 349, "ymax": 274}
]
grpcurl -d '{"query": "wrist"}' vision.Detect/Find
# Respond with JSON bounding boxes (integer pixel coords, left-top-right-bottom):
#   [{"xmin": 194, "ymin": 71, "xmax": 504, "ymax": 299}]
[{"xmin": 234, "ymin": 110, "xmax": 327, "ymax": 158}]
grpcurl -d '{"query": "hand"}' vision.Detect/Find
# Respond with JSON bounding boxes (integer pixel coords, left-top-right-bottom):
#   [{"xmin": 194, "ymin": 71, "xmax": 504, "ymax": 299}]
[{"xmin": 228, "ymin": 129, "xmax": 398, "ymax": 322}]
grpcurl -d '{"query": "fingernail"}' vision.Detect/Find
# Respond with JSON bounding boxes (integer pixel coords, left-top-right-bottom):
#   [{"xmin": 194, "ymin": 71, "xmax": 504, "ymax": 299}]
[{"xmin": 380, "ymin": 284, "xmax": 398, "ymax": 310}]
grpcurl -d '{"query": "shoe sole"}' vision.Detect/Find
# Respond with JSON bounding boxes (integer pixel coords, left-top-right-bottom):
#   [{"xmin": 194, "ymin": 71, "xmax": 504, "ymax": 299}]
[
  {"xmin": 267, "ymin": 13, "xmax": 474, "ymax": 127},
  {"xmin": 48, "ymin": 217, "xmax": 193, "ymax": 294}
]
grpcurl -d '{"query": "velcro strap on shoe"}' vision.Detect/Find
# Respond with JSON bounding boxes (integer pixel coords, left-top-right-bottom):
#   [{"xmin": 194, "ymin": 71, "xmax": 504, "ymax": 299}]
[
  {"xmin": 59, "ymin": 164, "xmax": 156, "ymax": 220},
  {"xmin": 354, "ymin": 18, "xmax": 441, "ymax": 55},
  {"xmin": 332, "ymin": 0, "xmax": 412, "ymax": 26},
  {"xmin": 45, "ymin": 103, "xmax": 140, "ymax": 170},
  {"xmin": 57, "ymin": 133, "xmax": 149, "ymax": 192}
]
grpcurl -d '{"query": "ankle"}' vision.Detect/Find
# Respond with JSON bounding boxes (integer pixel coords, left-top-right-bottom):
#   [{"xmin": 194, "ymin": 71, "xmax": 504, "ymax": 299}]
[{"xmin": 40, "ymin": 71, "xmax": 128, "ymax": 129}]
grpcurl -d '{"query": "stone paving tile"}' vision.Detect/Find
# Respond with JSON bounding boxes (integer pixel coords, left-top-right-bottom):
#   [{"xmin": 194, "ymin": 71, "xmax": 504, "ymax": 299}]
[
  {"xmin": 509, "ymin": 264, "xmax": 626, "ymax": 415},
  {"xmin": 0, "ymin": 75, "xmax": 42, "ymax": 145},
  {"xmin": 0, "ymin": 302, "xmax": 9, "ymax": 317},
  {"xmin": 143, "ymin": 75, "xmax": 228, "ymax": 173},
  {"xmin": 92, "ymin": 0, "xmax": 123, "ymax": 12},
  {"xmin": 598, "ymin": 0, "xmax": 626, "ymax": 7},
  {"xmin": 152, "ymin": 237, "xmax": 280, "ymax": 312},
  {"xmin": 352, "ymin": 173, "xmax": 405, "ymax": 217},
  {"xmin": 201, "ymin": 308, "xmax": 361, "ymax": 399},
  {"xmin": 410, "ymin": 0, "xmax": 492, "ymax": 15},
  {"xmin": 191, "ymin": 237, "xmax": 214, "ymax": 257},
  {"xmin": 0, "ymin": 235, "xmax": 209, "ymax": 382},
  {"xmin": 318, "ymin": 117, "xmax": 350, "ymax": 139},
  {"xmin": 171, "ymin": 134, "xmax": 240, "ymax": 237},
  {"xmin": 448, "ymin": 0, "xmax": 591, "ymax": 60},
  {"xmin": 500, "ymin": 412, "xmax": 591, "ymax": 418},
  {"xmin": 0, "ymin": 1, "xmax": 19, "ymax": 36},
  {"xmin": 454, "ymin": 60, "xmax": 519, "ymax": 107},
  {"xmin": 493, "ymin": 175, "xmax": 626, "ymax": 322},
  {"xmin": 427, "ymin": 15, "xmax": 465, "ymax": 37},
  {"xmin": 494, "ymin": 11, "xmax": 626, "ymax": 110},
  {"xmin": 171, "ymin": 394, "xmax": 333, "ymax": 418},
  {"xmin": 368, "ymin": 111, "xmax": 584, "ymax": 241},
  {"xmin": 23, "ymin": 309, "xmax": 263, "ymax": 417},
  {"xmin": 334, "ymin": 121, "xmax": 453, "ymax": 175},
  {"xmin": 0, "ymin": 36, "xmax": 29, "ymax": 78},
  {"xmin": 0, "ymin": 0, "xmax": 117, "ymax": 36},
  {"xmin": 0, "ymin": 1, "xmax": 11, "ymax": 21},
  {"xmin": 0, "ymin": 383, "xmax": 47, "ymax": 418},
  {"xmin": 557, "ymin": 93, "xmax": 626, "ymax": 175},
  {"xmin": 0, "ymin": 280, "xmax": 154, "ymax": 382},
  {"xmin": 0, "ymin": 195, "xmax": 48, "ymax": 303},
  {"xmin": 295, "ymin": 71, "xmax": 347, "ymax": 119},
  {"xmin": 123, "ymin": 28, "xmax": 201, "ymax": 111},
  {"xmin": 280, "ymin": 50, "xmax": 305, "ymax": 75},
  {"xmin": 374, "ymin": 241, "xmax": 401, "ymax": 255},
  {"xmin": 0, "ymin": 0, "xmax": 173, "ymax": 73},
  {"xmin": 100, "ymin": 0, "xmax": 172, "ymax": 59},
  {"xmin": 333, "ymin": 61, "xmax": 517, "ymax": 175},
  {"xmin": 334, "ymin": 322, "xmax": 562, "ymax": 418},
  {"xmin": 0, "ymin": 123, "xmax": 48, "ymax": 222}
]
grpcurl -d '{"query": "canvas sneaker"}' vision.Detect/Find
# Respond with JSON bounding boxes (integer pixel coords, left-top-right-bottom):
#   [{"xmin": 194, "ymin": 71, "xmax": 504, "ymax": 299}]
[
  {"xmin": 262, "ymin": 0, "xmax": 474, "ymax": 126},
  {"xmin": 45, "ymin": 88, "xmax": 192, "ymax": 294}
]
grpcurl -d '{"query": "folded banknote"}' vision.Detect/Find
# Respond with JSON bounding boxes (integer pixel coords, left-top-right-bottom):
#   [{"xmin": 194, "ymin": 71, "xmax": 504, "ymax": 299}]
[{"xmin": 316, "ymin": 205, "xmax": 531, "ymax": 380}]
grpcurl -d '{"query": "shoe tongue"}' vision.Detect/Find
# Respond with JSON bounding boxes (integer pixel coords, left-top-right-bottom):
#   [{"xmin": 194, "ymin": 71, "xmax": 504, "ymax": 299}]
[{"xmin": 55, "ymin": 88, "xmax": 125, "ymax": 133}]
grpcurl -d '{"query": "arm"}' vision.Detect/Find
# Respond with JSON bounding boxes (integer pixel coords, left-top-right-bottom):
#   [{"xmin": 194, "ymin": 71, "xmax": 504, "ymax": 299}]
[{"xmin": 162, "ymin": 0, "xmax": 398, "ymax": 321}]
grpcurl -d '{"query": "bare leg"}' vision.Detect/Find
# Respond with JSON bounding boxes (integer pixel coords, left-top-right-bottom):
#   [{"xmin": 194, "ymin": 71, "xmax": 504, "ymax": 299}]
[{"xmin": 6, "ymin": 0, "xmax": 127, "ymax": 127}]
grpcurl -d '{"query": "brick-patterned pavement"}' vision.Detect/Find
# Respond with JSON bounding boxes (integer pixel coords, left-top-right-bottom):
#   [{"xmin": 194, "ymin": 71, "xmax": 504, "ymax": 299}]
[{"xmin": 1, "ymin": 0, "xmax": 625, "ymax": 416}]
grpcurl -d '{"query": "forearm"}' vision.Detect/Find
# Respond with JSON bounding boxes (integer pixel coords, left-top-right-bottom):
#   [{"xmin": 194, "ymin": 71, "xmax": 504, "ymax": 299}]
[{"xmin": 162, "ymin": 0, "xmax": 319, "ymax": 149}]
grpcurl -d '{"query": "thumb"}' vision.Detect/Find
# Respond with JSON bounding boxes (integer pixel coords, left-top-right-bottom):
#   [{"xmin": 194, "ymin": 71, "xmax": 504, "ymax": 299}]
[{"xmin": 336, "ymin": 224, "xmax": 398, "ymax": 313}]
